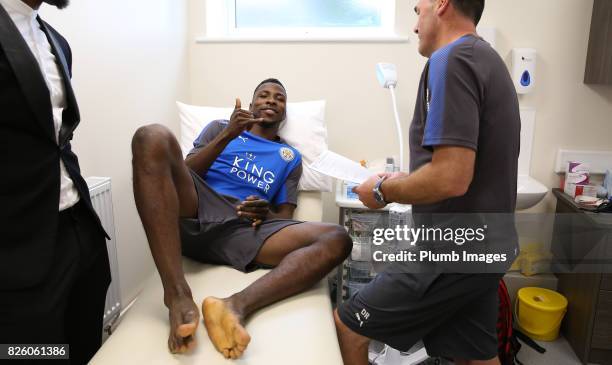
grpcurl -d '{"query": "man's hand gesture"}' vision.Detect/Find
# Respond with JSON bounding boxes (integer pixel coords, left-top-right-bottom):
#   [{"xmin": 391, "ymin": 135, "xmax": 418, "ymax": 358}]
[{"xmin": 224, "ymin": 98, "xmax": 264, "ymax": 140}]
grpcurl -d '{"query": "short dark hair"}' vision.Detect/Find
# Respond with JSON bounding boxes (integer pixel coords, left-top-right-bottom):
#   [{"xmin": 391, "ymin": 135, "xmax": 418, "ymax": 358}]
[
  {"xmin": 253, "ymin": 78, "xmax": 286, "ymax": 96},
  {"xmin": 451, "ymin": 0, "xmax": 484, "ymax": 25}
]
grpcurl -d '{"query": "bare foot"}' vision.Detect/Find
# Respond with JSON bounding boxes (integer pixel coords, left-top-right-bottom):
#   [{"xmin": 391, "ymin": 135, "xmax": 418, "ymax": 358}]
[
  {"xmin": 202, "ymin": 297, "xmax": 251, "ymax": 359},
  {"xmin": 166, "ymin": 296, "xmax": 200, "ymax": 354}
]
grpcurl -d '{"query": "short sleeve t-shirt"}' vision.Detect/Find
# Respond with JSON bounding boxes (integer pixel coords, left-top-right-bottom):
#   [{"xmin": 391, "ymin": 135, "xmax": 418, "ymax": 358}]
[
  {"xmin": 409, "ymin": 34, "xmax": 521, "ymax": 214},
  {"xmin": 188, "ymin": 120, "xmax": 302, "ymax": 206}
]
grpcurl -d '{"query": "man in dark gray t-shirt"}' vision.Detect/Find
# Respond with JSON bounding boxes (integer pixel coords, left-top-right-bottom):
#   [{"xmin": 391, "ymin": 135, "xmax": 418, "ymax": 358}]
[
  {"xmin": 409, "ymin": 34, "xmax": 520, "ymax": 215},
  {"xmin": 335, "ymin": 1, "xmax": 520, "ymax": 364}
]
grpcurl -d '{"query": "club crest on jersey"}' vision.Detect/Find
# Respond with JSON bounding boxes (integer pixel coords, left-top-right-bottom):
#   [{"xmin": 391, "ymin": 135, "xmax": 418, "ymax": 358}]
[{"xmin": 279, "ymin": 147, "xmax": 295, "ymax": 162}]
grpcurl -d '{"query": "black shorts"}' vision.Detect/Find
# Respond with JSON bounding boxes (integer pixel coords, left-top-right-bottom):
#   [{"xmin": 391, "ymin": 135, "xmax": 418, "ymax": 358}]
[
  {"xmin": 180, "ymin": 170, "xmax": 302, "ymax": 272},
  {"xmin": 338, "ymin": 272, "xmax": 502, "ymax": 360}
]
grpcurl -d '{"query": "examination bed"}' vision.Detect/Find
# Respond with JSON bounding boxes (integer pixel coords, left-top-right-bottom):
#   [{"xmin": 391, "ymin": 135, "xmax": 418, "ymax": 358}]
[{"xmin": 90, "ymin": 192, "xmax": 344, "ymax": 364}]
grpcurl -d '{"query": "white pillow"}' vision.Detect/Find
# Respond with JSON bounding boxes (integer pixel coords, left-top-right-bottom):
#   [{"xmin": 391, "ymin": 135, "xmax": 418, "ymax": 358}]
[{"xmin": 177, "ymin": 101, "xmax": 332, "ymax": 192}]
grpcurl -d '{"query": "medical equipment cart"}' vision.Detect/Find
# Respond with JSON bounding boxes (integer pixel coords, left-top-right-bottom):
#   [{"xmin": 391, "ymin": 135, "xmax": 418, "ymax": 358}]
[{"xmin": 334, "ymin": 181, "xmax": 430, "ymax": 365}]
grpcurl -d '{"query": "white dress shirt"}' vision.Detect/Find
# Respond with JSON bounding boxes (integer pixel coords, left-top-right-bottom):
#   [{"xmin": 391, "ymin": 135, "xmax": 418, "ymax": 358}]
[{"xmin": 1, "ymin": 0, "xmax": 79, "ymax": 211}]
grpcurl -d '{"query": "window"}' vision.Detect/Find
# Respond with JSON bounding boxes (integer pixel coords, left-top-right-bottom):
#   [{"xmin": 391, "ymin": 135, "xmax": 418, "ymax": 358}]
[{"xmin": 204, "ymin": 0, "xmax": 400, "ymax": 41}]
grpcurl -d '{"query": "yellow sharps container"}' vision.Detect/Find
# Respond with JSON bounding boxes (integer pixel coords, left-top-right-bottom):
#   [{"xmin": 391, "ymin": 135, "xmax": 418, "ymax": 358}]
[{"xmin": 516, "ymin": 287, "xmax": 568, "ymax": 341}]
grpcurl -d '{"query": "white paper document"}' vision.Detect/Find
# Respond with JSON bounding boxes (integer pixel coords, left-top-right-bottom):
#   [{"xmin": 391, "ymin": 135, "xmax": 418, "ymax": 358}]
[{"xmin": 309, "ymin": 150, "xmax": 374, "ymax": 184}]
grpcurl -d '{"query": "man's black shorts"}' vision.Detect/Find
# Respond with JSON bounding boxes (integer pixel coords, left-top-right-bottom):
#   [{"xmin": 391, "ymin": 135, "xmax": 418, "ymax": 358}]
[
  {"xmin": 338, "ymin": 272, "xmax": 502, "ymax": 360},
  {"xmin": 180, "ymin": 169, "xmax": 302, "ymax": 272}
]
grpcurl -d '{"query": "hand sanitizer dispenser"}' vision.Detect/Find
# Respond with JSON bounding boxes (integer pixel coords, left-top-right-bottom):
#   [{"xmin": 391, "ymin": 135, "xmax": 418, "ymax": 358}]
[
  {"xmin": 376, "ymin": 63, "xmax": 398, "ymax": 89},
  {"xmin": 512, "ymin": 48, "xmax": 536, "ymax": 94}
]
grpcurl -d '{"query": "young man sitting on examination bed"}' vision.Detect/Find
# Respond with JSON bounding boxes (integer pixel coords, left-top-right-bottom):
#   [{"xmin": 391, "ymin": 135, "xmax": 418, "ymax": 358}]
[{"xmin": 131, "ymin": 79, "xmax": 352, "ymax": 359}]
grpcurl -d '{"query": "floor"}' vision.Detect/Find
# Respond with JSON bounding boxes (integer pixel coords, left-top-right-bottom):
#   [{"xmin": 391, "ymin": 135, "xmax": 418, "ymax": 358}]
[
  {"xmin": 371, "ymin": 335, "xmax": 590, "ymax": 365},
  {"xmin": 430, "ymin": 336, "xmax": 587, "ymax": 365},
  {"xmin": 515, "ymin": 336, "xmax": 587, "ymax": 365}
]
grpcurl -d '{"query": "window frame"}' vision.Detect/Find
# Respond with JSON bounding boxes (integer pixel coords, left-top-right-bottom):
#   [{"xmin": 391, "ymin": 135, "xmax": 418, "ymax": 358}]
[{"xmin": 202, "ymin": 0, "xmax": 406, "ymax": 43}]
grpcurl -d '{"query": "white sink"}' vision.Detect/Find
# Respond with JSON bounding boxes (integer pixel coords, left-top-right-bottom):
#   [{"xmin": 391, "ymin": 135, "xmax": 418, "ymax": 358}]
[{"xmin": 516, "ymin": 175, "xmax": 548, "ymax": 210}]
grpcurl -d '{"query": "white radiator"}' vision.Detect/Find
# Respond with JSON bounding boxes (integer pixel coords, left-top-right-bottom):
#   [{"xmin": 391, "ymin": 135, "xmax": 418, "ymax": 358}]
[{"xmin": 86, "ymin": 177, "xmax": 121, "ymax": 333}]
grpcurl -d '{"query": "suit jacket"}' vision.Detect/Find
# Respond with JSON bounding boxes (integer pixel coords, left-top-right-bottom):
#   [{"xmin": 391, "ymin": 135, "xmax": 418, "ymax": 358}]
[{"xmin": 0, "ymin": 6, "xmax": 107, "ymax": 290}]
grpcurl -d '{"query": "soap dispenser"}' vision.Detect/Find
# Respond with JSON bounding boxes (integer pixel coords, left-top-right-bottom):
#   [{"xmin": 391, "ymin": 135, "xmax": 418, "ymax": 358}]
[{"xmin": 511, "ymin": 48, "xmax": 536, "ymax": 94}]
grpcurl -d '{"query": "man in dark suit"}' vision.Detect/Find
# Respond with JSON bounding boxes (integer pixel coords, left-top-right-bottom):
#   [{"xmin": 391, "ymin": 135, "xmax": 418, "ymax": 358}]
[{"xmin": 0, "ymin": 0, "xmax": 111, "ymax": 363}]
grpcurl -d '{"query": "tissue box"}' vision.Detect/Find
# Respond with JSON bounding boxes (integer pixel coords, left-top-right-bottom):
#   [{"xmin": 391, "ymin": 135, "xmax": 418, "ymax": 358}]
[
  {"xmin": 564, "ymin": 161, "xmax": 590, "ymax": 197},
  {"xmin": 565, "ymin": 183, "xmax": 598, "ymax": 198}
]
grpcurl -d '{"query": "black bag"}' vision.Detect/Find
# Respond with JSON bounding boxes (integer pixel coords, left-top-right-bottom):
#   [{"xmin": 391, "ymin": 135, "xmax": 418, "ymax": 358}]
[
  {"xmin": 498, "ymin": 279, "xmax": 521, "ymax": 365},
  {"xmin": 497, "ymin": 280, "xmax": 547, "ymax": 365}
]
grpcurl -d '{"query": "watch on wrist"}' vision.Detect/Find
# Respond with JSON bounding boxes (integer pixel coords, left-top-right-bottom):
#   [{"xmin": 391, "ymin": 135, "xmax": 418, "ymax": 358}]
[{"xmin": 373, "ymin": 176, "xmax": 389, "ymax": 205}]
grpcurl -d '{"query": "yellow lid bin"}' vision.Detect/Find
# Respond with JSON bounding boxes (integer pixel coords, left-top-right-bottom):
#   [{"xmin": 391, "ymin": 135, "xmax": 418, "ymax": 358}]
[{"xmin": 516, "ymin": 287, "xmax": 568, "ymax": 341}]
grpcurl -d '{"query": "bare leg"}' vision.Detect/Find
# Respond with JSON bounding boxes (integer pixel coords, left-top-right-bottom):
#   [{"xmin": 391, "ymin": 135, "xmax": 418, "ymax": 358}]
[
  {"xmin": 202, "ymin": 222, "xmax": 352, "ymax": 358},
  {"xmin": 132, "ymin": 124, "xmax": 200, "ymax": 353},
  {"xmin": 455, "ymin": 358, "xmax": 501, "ymax": 365},
  {"xmin": 333, "ymin": 309, "xmax": 370, "ymax": 365}
]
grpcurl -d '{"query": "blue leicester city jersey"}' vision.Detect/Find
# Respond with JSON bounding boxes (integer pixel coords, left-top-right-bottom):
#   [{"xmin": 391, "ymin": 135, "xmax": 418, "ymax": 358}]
[{"xmin": 190, "ymin": 121, "xmax": 302, "ymax": 205}]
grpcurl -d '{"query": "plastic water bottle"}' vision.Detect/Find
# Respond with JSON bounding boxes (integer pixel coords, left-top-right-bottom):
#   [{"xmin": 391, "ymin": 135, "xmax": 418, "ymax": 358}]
[{"xmin": 385, "ymin": 157, "xmax": 395, "ymax": 173}]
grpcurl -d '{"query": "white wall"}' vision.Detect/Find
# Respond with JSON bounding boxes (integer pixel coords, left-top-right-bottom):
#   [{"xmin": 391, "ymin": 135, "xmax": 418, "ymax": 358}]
[
  {"xmin": 188, "ymin": 0, "xmax": 612, "ymax": 222},
  {"xmin": 482, "ymin": 0, "xmax": 612, "ymax": 213},
  {"xmin": 35, "ymin": 0, "xmax": 612, "ymax": 305},
  {"xmin": 40, "ymin": 0, "xmax": 189, "ymax": 305}
]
